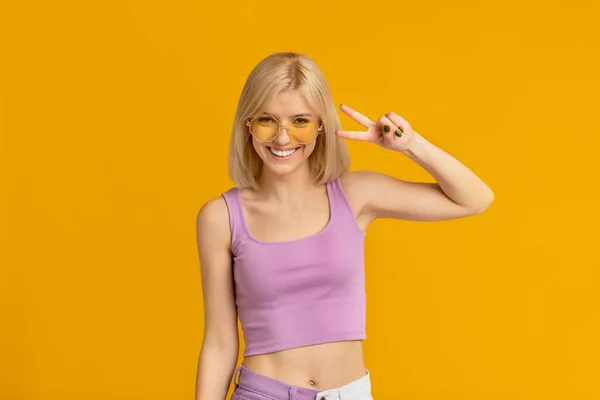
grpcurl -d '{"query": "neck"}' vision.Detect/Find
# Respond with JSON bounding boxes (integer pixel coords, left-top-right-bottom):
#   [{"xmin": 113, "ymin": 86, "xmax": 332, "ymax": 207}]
[{"xmin": 256, "ymin": 163, "xmax": 317, "ymax": 201}]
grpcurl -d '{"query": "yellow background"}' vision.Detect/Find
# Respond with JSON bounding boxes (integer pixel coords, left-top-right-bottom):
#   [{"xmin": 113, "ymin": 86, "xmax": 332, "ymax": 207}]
[{"xmin": 1, "ymin": 0, "xmax": 599, "ymax": 399}]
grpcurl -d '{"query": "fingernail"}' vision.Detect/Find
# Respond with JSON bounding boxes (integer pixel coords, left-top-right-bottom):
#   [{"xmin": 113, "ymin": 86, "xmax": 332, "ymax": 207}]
[
  {"xmin": 383, "ymin": 125, "xmax": 390, "ymax": 133},
  {"xmin": 399, "ymin": 126, "xmax": 404, "ymax": 133},
  {"xmin": 339, "ymin": 104, "xmax": 344, "ymax": 108},
  {"xmin": 394, "ymin": 130, "xmax": 402, "ymax": 137}
]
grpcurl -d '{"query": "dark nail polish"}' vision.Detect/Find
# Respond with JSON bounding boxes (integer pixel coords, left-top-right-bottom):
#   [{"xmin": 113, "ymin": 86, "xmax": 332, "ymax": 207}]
[
  {"xmin": 383, "ymin": 125, "xmax": 390, "ymax": 133},
  {"xmin": 394, "ymin": 130, "xmax": 402, "ymax": 137},
  {"xmin": 399, "ymin": 126, "xmax": 404, "ymax": 133}
]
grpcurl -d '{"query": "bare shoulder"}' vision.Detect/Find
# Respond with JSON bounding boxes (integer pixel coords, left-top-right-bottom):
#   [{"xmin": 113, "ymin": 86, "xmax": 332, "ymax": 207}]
[
  {"xmin": 339, "ymin": 170, "xmax": 384, "ymax": 205},
  {"xmin": 340, "ymin": 170, "xmax": 382, "ymax": 190},
  {"xmin": 340, "ymin": 170, "xmax": 420, "ymax": 224},
  {"xmin": 197, "ymin": 196, "xmax": 229, "ymax": 224},
  {"xmin": 196, "ymin": 195, "xmax": 231, "ymax": 248},
  {"xmin": 338, "ymin": 170, "xmax": 387, "ymax": 228}
]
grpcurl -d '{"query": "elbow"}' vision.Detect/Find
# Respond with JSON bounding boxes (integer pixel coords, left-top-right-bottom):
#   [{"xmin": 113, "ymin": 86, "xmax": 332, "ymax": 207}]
[
  {"xmin": 472, "ymin": 190, "xmax": 495, "ymax": 214},
  {"xmin": 201, "ymin": 333, "xmax": 239, "ymax": 355}
]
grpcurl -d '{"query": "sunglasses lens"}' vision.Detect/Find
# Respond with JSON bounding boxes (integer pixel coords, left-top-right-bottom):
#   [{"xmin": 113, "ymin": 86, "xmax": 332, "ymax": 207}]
[
  {"xmin": 249, "ymin": 114, "xmax": 320, "ymax": 143},
  {"xmin": 250, "ymin": 115, "xmax": 279, "ymax": 142},
  {"xmin": 289, "ymin": 117, "xmax": 318, "ymax": 144}
]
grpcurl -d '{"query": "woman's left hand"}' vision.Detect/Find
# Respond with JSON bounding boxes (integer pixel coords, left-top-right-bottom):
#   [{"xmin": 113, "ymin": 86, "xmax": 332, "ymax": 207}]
[{"xmin": 336, "ymin": 104, "xmax": 416, "ymax": 152}]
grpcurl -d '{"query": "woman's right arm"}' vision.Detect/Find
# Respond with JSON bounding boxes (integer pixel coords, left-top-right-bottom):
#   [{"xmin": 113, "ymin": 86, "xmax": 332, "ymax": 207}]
[{"xmin": 195, "ymin": 197, "xmax": 239, "ymax": 400}]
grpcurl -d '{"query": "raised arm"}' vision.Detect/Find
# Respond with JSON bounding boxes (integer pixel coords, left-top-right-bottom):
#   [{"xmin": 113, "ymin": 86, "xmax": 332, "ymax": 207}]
[
  {"xmin": 195, "ymin": 197, "xmax": 239, "ymax": 400},
  {"xmin": 337, "ymin": 104, "xmax": 494, "ymax": 225}
]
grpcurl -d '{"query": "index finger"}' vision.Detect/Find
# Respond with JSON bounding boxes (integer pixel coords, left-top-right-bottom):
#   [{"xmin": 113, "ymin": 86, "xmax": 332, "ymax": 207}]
[{"xmin": 339, "ymin": 104, "xmax": 374, "ymax": 127}]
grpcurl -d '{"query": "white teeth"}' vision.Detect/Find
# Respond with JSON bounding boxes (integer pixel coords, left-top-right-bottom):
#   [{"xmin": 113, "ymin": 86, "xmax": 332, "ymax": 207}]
[{"xmin": 269, "ymin": 147, "xmax": 297, "ymax": 157}]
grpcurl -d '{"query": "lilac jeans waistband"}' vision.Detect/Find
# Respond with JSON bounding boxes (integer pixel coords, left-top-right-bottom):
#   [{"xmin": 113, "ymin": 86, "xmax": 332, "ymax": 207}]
[{"xmin": 231, "ymin": 364, "xmax": 373, "ymax": 400}]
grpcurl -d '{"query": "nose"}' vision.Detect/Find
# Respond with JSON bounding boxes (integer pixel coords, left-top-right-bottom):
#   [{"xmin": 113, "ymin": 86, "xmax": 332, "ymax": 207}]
[{"xmin": 273, "ymin": 124, "xmax": 292, "ymax": 146}]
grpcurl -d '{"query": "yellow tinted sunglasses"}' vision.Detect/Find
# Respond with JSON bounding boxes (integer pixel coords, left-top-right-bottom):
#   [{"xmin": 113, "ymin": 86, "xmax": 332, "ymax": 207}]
[{"xmin": 246, "ymin": 114, "xmax": 323, "ymax": 144}]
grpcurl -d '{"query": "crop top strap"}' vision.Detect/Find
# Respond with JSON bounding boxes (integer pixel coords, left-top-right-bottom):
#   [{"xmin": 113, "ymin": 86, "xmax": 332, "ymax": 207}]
[
  {"xmin": 327, "ymin": 176, "xmax": 365, "ymax": 235},
  {"xmin": 221, "ymin": 187, "xmax": 245, "ymax": 253}
]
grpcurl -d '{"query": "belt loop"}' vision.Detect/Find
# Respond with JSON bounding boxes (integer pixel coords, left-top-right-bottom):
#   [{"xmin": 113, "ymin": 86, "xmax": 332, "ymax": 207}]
[
  {"xmin": 288, "ymin": 386, "xmax": 298, "ymax": 400},
  {"xmin": 233, "ymin": 365, "xmax": 242, "ymax": 388}
]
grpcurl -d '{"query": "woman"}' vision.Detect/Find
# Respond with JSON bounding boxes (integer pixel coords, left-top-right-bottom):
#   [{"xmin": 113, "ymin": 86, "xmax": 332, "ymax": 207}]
[{"xmin": 195, "ymin": 52, "xmax": 494, "ymax": 400}]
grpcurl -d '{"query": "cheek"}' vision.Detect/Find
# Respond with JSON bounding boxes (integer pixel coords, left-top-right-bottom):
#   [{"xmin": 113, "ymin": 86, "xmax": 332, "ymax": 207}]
[
  {"xmin": 303, "ymin": 141, "xmax": 317, "ymax": 157},
  {"xmin": 251, "ymin": 137, "xmax": 260, "ymax": 153},
  {"xmin": 251, "ymin": 138, "xmax": 266, "ymax": 158}
]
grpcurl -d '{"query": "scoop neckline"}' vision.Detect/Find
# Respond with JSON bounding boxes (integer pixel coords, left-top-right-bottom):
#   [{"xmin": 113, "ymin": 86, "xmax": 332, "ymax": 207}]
[{"xmin": 236, "ymin": 181, "xmax": 334, "ymax": 245}]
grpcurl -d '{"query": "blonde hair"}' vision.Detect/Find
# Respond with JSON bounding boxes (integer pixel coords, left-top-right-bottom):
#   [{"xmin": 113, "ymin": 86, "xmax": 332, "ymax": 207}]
[{"xmin": 228, "ymin": 52, "xmax": 350, "ymax": 189}]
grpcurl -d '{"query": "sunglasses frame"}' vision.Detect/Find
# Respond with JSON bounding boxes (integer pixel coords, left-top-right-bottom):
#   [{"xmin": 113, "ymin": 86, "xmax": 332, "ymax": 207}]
[{"xmin": 246, "ymin": 113, "xmax": 323, "ymax": 144}]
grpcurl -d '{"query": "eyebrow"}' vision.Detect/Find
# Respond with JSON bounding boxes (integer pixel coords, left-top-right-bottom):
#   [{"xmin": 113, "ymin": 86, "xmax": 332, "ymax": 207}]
[{"xmin": 263, "ymin": 112, "xmax": 314, "ymax": 118}]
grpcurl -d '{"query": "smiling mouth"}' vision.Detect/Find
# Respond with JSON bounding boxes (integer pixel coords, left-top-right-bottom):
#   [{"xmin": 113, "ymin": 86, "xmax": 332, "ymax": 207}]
[{"xmin": 268, "ymin": 146, "xmax": 300, "ymax": 158}]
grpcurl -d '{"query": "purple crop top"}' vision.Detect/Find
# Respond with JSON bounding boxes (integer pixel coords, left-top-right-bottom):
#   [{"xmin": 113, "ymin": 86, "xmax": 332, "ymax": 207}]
[{"xmin": 221, "ymin": 177, "xmax": 367, "ymax": 357}]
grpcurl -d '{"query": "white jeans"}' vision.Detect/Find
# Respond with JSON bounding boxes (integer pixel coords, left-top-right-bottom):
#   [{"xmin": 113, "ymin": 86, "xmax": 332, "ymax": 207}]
[{"xmin": 313, "ymin": 369, "xmax": 373, "ymax": 400}]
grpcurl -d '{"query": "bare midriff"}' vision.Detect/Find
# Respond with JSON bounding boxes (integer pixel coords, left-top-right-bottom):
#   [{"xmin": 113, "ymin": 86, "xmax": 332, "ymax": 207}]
[{"xmin": 242, "ymin": 340, "xmax": 366, "ymax": 391}]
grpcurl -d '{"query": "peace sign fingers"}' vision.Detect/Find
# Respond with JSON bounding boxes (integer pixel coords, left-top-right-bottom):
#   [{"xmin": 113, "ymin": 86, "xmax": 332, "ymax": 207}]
[
  {"xmin": 337, "ymin": 103, "xmax": 415, "ymax": 152},
  {"xmin": 339, "ymin": 104, "xmax": 375, "ymax": 128},
  {"xmin": 336, "ymin": 104, "xmax": 379, "ymax": 142}
]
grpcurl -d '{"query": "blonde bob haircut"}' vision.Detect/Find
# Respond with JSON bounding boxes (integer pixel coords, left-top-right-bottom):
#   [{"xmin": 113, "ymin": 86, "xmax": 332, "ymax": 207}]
[{"xmin": 228, "ymin": 52, "xmax": 350, "ymax": 190}]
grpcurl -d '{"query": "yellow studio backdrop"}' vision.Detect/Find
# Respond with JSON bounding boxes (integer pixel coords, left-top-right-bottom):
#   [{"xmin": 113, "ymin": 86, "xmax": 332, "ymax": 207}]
[{"xmin": 1, "ymin": 0, "xmax": 599, "ymax": 399}]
